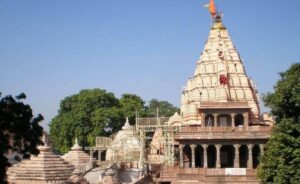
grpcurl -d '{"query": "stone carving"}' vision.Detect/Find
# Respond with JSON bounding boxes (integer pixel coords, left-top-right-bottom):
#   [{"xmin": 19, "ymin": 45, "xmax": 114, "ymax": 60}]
[{"xmin": 181, "ymin": 20, "xmax": 261, "ymax": 124}]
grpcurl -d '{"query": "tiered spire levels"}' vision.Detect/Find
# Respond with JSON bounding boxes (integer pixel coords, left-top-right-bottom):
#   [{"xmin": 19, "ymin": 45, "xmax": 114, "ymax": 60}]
[
  {"xmin": 7, "ymin": 133, "xmax": 74, "ymax": 183},
  {"xmin": 61, "ymin": 138, "xmax": 91, "ymax": 172},
  {"xmin": 181, "ymin": 11, "xmax": 260, "ymax": 124}
]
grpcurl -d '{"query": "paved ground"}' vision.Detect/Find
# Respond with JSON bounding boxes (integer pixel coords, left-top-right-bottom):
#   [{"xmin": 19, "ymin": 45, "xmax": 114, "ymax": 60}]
[{"xmin": 84, "ymin": 167, "xmax": 105, "ymax": 184}]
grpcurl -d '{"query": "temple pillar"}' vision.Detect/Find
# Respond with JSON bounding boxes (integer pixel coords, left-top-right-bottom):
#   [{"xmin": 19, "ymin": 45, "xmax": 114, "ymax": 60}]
[
  {"xmin": 139, "ymin": 131, "xmax": 145, "ymax": 169},
  {"xmin": 201, "ymin": 112, "xmax": 206, "ymax": 127},
  {"xmin": 216, "ymin": 144, "xmax": 221, "ymax": 168},
  {"xmin": 98, "ymin": 150, "xmax": 102, "ymax": 161},
  {"xmin": 247, "ymin": 144, "xmax": 254, "ymax": 169},
  {"xmin": 191, "ymin": 144, "xmax": 196, "ymax": 168},
  {"xmin": 243, "ymin": 112, "xmax": 249, "ymax": 127},
  {"xmin": 213, "ymin": 113, "xmax": 218, "ymax": 127},
  {"xmin": 234, "ymin": 144, "xmax": 240, "ymax": 168},
  {"xmin": 89, "ymin": 150, "xmax": 94, "ymax": 168},
  {"xmin": 231, "ymin": 113, "xmax": 236, "ymax": 129},
  {"xmin": 203, "ymin": 144, "xmax": 208, "ymax": 168},
  {"xmin": 179, "ymin": 144, "xmax": 184, "ymax": 168},
  {"xmin": 260, "ymin": 144, "xmax": 265, "ymax": 156}
]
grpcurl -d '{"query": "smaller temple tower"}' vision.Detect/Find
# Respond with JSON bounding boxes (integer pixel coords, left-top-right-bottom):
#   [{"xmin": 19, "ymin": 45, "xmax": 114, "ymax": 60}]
[{"xmin": 7, "ymin": 134, "xmax": 74, "ymax": 184}]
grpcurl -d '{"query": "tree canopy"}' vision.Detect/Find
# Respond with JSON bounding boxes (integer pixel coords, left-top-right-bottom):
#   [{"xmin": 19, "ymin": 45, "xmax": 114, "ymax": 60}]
[
  {"xmin": 146, "ymin": 99, "xmax": 179, "ymax": 117},
  {"xmin": 263, "ymin": 63, "xmax": 300, "ymax": 123},
  {"xmin": 49, "ymin": 89, "xmax": 179, "ymax": 153},
  {"xmin": 0, "ymin": 93, "xmax": 44, "ymax": 183},
  {"xmin": 258, "ymin": 63, "xmax": 300, "ymax": 184}
]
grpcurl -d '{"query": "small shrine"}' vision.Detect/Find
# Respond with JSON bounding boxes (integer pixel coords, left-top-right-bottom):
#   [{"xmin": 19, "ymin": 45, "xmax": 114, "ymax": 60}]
[
  {"xmin": 7, "ymin": 134, "xmax": 74, "ymax": 184},
  {"xmin": 62, "ymin": 138, "xmax": 91, "ymax": 172}
]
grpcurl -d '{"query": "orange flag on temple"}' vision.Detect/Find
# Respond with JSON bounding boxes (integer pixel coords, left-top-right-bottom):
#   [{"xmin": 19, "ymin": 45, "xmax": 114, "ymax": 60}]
[{"xmin": 209, "ymin": 0, "xmax": 216, "ymax": 16}]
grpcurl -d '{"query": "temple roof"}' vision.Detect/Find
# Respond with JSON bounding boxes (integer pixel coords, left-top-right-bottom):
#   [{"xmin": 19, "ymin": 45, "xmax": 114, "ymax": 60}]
[
  {"xmin": 7, "ymin": 135, "xmax": 74, "ymax": 184},
  {"xmin": 61, "ymin": 138, "xmax": 91, "ymax": 172},
  {"xmin": 106, "ymin": 118, "xmax": 140, "ymax": 162}
]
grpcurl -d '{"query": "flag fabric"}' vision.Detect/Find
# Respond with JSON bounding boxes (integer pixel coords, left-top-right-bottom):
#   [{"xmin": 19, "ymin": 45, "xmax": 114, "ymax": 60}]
[{"xmin": 209, "ymin": 0, "xmax": 217, "ymax": 16}]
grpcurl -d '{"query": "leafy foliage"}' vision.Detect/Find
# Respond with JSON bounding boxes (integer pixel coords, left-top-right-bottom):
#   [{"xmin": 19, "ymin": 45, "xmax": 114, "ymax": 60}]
[
  {"xmin": 0, "ymin": 93, "xmax": 44, "ymax": 183},
  {"xmin": 258, "ymin": 118, "xmax": 300, "ymax": 184},
  {"xmin": 49, "ymin": 89, "xmax": 179, "ymax": 153},
  {"xmin": 119, "ymin": 94, "xmax": 146, "ymax": 124},
  {"xmin": 263, "ymin": 63, "xmax": 300, "ymax": 123},
  {"xmin": 146, "ymin": 99, "xmax": 179, "ymax": 117},
  {"xmin": 49, "ymin": 89, "xmax": 122, "ymax": 153},
  {"xmin": 258, "ymin": 63, "xmax": 300, "ymax": 184}
]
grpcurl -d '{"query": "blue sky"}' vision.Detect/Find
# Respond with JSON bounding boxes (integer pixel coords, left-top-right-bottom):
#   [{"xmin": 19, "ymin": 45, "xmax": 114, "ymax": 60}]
[{"xmin": 1, "ymin": 0, "xmax": 300, "ymax": 130}]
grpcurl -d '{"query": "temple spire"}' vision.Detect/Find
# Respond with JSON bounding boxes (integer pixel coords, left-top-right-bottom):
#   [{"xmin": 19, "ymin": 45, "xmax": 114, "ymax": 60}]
[{"xmin": 204, "ymin": 0, "xmax": 224, "ymax": 27}]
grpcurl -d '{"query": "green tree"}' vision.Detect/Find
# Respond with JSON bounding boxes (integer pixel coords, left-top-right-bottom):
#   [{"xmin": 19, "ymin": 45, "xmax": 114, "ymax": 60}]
[
  {"xmin": 119, "ymin": 94, "xmax": 145, "ymax": 124},
  {"xmin": 0, "ymin": 93, "xmax": 44, "ymax": 183},
  {"xmin": 258, "ymin": 63, "xmax": 300, "ymax": 184},
  {"xmin": 49, "ymin": 89, "xmax": 122, "ymax": 153},
  {"xmin": 263, "ymin": 63, "xmax": 300, "ymax": 122},
  {"xmin": 146, "ymin": 99, "xmax": 179, "ymax": 117},
  {"xmin": 49, "ymin": 89, "xmax": 180, "ymax": 154}
]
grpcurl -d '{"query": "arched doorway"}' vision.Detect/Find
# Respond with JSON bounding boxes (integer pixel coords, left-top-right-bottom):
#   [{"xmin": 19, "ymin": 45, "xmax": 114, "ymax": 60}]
[
  {"xmin": 207, "ymin": 145, "xmax": 216, "ymax": 168},
  {"xmin": 183, "ymin": 145, "xmax": 192, "ymax": 168},
  {"xmin": 235, "ymin": 114, "xmax": 244, "ymax": 126},
  {"xmin": 205, "ymin": 114, "xmax": 214, "ymax": 127},
  {"xmin": 218, "ymin": 114, "xmax": 231, "ymax": 127},
  {"xmin": 220, "ymin": 145, "xmax": 234, "ymax": 168},
  {"xmin": 253, "ymin": 145, "xmax": 260, "ymax": 168},
  {"xmin": 239, "ymin": 145, "xmax": 248, "ymax": 168},
  {"xmin": 195, "ymin": 145, "xmax": 203, "ymax": 168}
]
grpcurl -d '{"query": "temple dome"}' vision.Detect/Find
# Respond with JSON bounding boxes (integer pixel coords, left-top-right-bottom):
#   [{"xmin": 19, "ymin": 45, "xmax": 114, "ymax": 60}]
[
  {"xmin": 106, "ymin": 118, "xmax": 140, "ymax": 164},
  {"xmin": 61, "ymin": 138, "xmax": 91, "ymax": 172},
  {"xmin": 167, "ymin": 112, "xmax": 184, "ymax": 126}
]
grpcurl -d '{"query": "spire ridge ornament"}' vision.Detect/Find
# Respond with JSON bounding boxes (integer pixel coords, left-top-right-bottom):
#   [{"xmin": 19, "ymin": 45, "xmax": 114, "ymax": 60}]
[{"xmin": 204, "ymin": 0, "xmax": 226, "ymax": 30}]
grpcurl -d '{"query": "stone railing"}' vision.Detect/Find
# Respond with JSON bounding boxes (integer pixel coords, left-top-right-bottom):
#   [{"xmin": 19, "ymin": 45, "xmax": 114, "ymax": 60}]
[
  {"xmin": 161, "ymin": 166, "xmax": 257, "ymax": 176},
  {"xmin": 176, "ymin": 126, "xmax": 272, "ymax": 139},
  {"xmin": 179, "ymin": 125, "xmax": 272, "ymax": 133},
  {"xmin": 136, "ymin": 117, "xmax": 170, "ymax": 127}
]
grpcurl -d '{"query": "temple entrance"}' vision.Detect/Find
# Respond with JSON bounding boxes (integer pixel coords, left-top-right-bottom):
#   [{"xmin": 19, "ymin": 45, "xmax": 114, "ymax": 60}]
[
  {"xmin": 218, "ymin": 114, "xmax": 231, "ymax": 127},
  {"xmin": 195, "ymin": 145, "xmax": 203, "ymax": 168},
  {"xmin": 239, "ymin": 145, "xmax": 248, "ymax": 168},
  {"xmin": 253, "ymin": 145, "xmax": 260, "ymax": 168},
  {"xmin": 205, "ymin": 114, "xmax": 214, "ymax": 127},
  {"xmin": 183, "ymin": 145, "xmax": 191, "ymax": 168},
  {"xmin": 100, "ymin": 150, "xmax": 106, "ymax": 161},
  {"xmin": 207, "ymin": 145, "xmax": 216, "ymax": 168},
  {"xmin": 220, "ymin": 145, "xmax": 234, "ymax": 168},
  {"xmin": 235, "ymin": 114, "xmax": 244, "ymax": 126}
]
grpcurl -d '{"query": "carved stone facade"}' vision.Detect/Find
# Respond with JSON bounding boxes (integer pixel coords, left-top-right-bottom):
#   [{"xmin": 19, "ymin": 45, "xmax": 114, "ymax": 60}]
[
  {"xmin": 156, "ymin": 16, "xmax": 273, "ymax": 184},
  {"xmin": 181, "ymin": 18, "xmax": 261, "ymax": 125}
]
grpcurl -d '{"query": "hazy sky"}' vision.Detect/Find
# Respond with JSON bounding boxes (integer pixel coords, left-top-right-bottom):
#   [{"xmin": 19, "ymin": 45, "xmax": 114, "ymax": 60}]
[{"xmin": 1, "ymin": 0, "xmax": 299, "ymax": 130}]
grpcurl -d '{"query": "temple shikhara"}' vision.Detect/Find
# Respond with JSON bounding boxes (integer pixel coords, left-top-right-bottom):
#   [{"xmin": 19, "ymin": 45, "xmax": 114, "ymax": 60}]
[{"xmin": 7, "ymin": 1, "xmax": 274, "ymax": 184}]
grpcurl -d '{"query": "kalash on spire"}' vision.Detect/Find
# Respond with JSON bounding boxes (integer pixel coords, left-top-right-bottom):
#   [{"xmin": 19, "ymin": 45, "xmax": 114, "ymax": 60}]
[
  {"xmin": 181, "ymin": 0, "xmax": 262, "ymax": 126},
  {"xmin": 205, "ymin": 0, "xmax": 226, "ymax": 30}
]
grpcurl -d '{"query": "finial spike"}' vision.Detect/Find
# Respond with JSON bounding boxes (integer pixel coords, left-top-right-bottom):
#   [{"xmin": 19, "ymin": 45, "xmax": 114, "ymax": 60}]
[
  {"xmin": 122, "ymin": 117, "xmax": 131, "ymax": 130},
  {"xmin": 42, "ymin": 133, "xmax": 48, "ymax": 146}
]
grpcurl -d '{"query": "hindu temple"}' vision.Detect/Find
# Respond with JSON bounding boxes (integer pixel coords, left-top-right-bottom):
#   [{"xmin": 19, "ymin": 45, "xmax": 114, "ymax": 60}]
[{"xmin": 6, "ymin": 1, "xmax": 274, "ymax": 184}]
